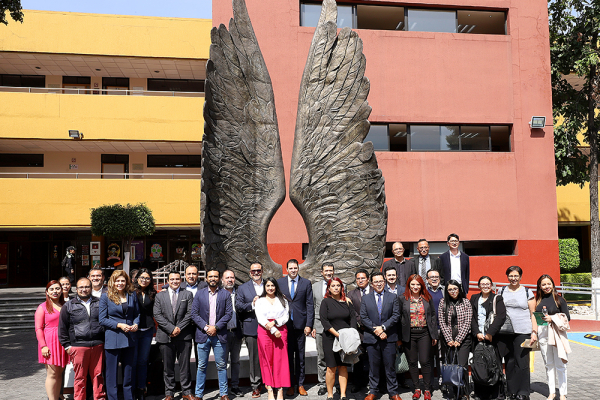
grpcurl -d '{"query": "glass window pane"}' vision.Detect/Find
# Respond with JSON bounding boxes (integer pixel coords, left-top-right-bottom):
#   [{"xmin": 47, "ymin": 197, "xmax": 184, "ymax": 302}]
[
  {"xmin": 301, "ymin": 3, "xmax": 355, "ymax": 28},
  {"xmin": 410, "ymin": 125, "xmax": 440, "ymax": 150},
  {"xmin": 357, "ymin": 5, "xmax": 405, "ymax": 31},
  {"xmin": 337, "ymin": 5, "xmax": 355, "ymax": 28},
  {"xmin": 460, "ymin": 126, "xmax": 490, "ymax": 150},
  {"xmin": 491, "ymin": 126, "xmax": 511, "ymax": 151},
  {"xmin": 408, "ymin": 9, "xmax": 456, "ymax": 33},
  {"xmin": 389, "ymin": 124, "xmax": 408, "ymax": 151},
  {"xmin": 457, "ymin": 10, "xmax": 505, "ymax": 35},
  {"xmin": 441, "ymin": 126, "xmax": 460, "ymax": 150},
  {"xmin": 364, "ymin": 125, "xmax": 389, "ymax": 151}
]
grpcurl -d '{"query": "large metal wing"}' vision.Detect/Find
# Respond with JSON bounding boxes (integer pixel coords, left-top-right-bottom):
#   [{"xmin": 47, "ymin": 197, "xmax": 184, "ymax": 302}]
[
  {"xmin": 201, "ymin": 0, "xmax": 285, "ymax": 280},
  {"xmin": 290, "ymin": 0, "xmax": 388, "ymax": 284}
]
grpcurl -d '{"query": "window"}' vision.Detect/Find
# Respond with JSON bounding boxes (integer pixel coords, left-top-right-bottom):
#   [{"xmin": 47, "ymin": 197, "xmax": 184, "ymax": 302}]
[
  {"xmin": 300, "ymin": 2, "xmax": 506, "ymax": 35},
  {"xmin": 0, "ymin": 74, "xmax": 45, "ymax": 87},
  {"xmin": 63, "ymin": 76, "xmax": 91, "ymax": 85},
  {"xmin": 0, "ymin": 154, "xmax": 44, "ymax": 167},
  {"xmin": 463, "ymin": 240, "xmax": 516, "ymax": 256},
  {"xmin": 147, "ymin": 155, "xmax": 201, "ymax": 168},
  {"xmin": 147, "ymin": 79, "xmax": 205, "ymax": 93},
  {"xmin": 364, "ymin": 124, "xmax": 511, "ymax": 152}
]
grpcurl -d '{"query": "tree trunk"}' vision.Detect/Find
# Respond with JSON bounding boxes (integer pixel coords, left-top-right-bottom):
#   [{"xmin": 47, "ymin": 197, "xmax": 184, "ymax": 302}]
[
  {"xmin": 588, "ymin": 62, "xmax": 600, "ymax": 318},
  {"xmin": 123, "ymin": 238, "xmax": 132, "ymax": 275}
]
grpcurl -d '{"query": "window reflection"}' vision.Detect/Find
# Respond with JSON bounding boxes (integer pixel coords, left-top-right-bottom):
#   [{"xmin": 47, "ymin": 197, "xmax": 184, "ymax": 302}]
[
  {"xmin": 410, "ymin": 125, "xmax": 440, "ymax": 151},
  {"xmin": 408, "ymin": 9, "xmax": 456, "ymax": 33},
  {"xmin": 300, "ymin": 3, "xmax": 355, "ymax": 28},
  {"xmin": 364, "ymin": 125, "xmax": 389, "ymax": 151},
  {"xmin": 460, "ymin": 126, "xmax": 490, "ymax": 151}
]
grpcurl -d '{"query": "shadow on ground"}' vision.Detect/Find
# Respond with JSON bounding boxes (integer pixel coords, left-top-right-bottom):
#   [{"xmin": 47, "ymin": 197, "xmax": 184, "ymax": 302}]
[{"xmin": 0, "ymin": 331, "xmax": 45, "ymax": 380}]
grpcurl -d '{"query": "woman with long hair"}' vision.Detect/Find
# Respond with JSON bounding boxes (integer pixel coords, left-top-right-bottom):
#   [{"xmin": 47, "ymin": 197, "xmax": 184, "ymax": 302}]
[
  {"xmin": 470, "ymin": 276, "xmax": 506, "ymax": 400},
  {"xmin": 320, "ymin": 277, "xmax": 357, "ymax": 400},
  {"xmin": 255, "ymin": 277, "xmax": 290, "ymax": 400},
  {"xmin": 99, "ymin": 270, "xmax": 140, "ymax": 400},
  {"xmin": 535, "ymin": 274, "xmax": 570, "ymax": 400},
  {"xmin": 497, "ymin": 266, "xmax": 537, "ymax": 400},
  {"xmin": 398, "ymin": 274, "xmax": 438, "ymax": 400},
  {"xmin": 132, "ymin": 268, "xmax": 157, "ymax": 400},
  {"xmin": 35, "ymin": 280, "xmax": 69, "ymax": 400},
  {"xmin": 59, "ymin": 276, "xmax": 72, "ymax": 301},
  {"xmin": 438, "ymin": 280, "xmax": 473, "ymax": 400}
]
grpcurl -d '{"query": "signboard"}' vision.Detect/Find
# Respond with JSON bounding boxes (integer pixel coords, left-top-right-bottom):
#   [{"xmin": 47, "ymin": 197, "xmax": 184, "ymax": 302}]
[
  {"xmin": 130, "ymin": 240, "xmax": 144, "ymax": 262},
  {"xmin": 90, "ymin": 242, "xmax": 101, "ymax": 256},
  {"xmin": 150, "ymin": 243, "xmax": 164, "ymax": 263}
]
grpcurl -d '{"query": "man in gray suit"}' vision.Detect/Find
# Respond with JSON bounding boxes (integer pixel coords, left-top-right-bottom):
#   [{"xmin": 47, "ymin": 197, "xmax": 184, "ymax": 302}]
[
  {"xmin": 407, "ymin": 239, "xmax": 442, "ymax": 283},
  {"xmin": 311, "ymin": 263, "xmax": 335, "ymax": 396},
  {"xmin": 153, "ymin": 271, "xmax": 197, "ymax": 400}
]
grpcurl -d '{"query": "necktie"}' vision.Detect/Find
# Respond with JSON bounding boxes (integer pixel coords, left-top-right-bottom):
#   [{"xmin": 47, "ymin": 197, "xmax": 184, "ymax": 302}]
[
  {"xmin": 419, "ymin": 257, "xmax": 426, "ymax": 280},
  {"xmin": 172, "ymin": 290, "xmax": 177, "ymax": 317},
  {"xmin": 290, "ymin": 279, "xmax": 296, "ymax": 321},
  {"xmin": 361, "ymin": 288, "xmax": 366, "ymax": 297},
  {"xmin": 377, "ymin": 293, "xmax": 383, "ymax": 319}
]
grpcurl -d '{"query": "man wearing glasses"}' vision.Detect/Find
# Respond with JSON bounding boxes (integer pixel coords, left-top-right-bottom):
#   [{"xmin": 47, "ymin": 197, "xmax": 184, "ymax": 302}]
[
  {"xmin": 425, "ymin": 269, "xmax": 445, "ymax": 395},
  {"xmin": 407, "ymin": 239, "xmax": 442, "ymax": 284},
  {"xmin": 58, "ymin": 277, "xmax": 107, "ymax": 400},
  {"xmin": 381, "ymin": 242, "xmax": 416, "ymax": 288},
  {"xmin": 235, "ymin": 263, "xmax": 265, "ymax": 398},
  {"xmin": 438, "ymin": 233, "xmax": 470, "ymax": 294}
]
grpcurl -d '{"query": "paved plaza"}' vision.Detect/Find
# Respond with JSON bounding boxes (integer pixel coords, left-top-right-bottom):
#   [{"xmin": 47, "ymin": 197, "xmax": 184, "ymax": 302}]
[{"xmin": 2, "ymin": 327, "xmax": 599, "ymax": 400}]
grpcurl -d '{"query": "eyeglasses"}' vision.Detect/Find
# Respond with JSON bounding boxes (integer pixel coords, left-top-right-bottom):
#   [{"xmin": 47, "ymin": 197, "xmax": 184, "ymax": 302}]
[
  {"xmin": 138, "ymin": 277, "xmax": 151, "ymax": 281},
  {"xmin": 448, "ymin": 240, "xmax": 459, "ymax": 244},
  {"xmin": 427, "ymin": 276, "xmax": 439, "ymax": 280},
  {"xmin": 393, "ymin": 248, "xmax": 403, "ymax": 252},
  {"xmin": 372, "ymin": 280, "xmax": 385, "ymax": 285},
  {"xmin": 250, "ymin": 270, "xmax": 262, "ymax": 275},
  {"xmin": 418, "ymin": 246, "xmax": 429, "ymax": 250},
  {"xmin": 356, "ymin": 277, "xmax": 368, "ymax": 281},
  {"xmin": 508, "ymin": 275, "xmax": 520, "ymax": 279}
]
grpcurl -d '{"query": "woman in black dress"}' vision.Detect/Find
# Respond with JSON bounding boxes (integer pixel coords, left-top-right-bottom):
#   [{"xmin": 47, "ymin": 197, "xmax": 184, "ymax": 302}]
[
  {"xmin": 320, "ymin": 277, "xmax": 357, "ymax": 400},
  {"xmin": 133, "ymin": 268, "xmax": 157, "ymax": 400}
]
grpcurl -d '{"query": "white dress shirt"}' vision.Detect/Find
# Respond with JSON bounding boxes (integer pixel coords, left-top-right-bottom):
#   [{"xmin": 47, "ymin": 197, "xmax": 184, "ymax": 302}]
[
  {"xmin": 450, "ymin": 251, "xmax": 462, "ymax": 283},
  {"xmin": 255, "ymin": 297, "xmax": 290, "ymax": 334}
]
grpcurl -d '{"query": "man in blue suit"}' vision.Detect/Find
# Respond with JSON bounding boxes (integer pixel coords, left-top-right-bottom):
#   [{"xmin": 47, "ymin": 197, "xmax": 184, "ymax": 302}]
[
  {"xmin": 278, "ymin": 259, "xmax": 314, "ymax": 396},
  {"xmin": 360, "ymin": 272, "xmax": 402, "ymax": 400},
  {"xmin": 235, "ymin": 262, "xmax": 265, "ymax": 398},
  {"xmin": 192, "ymin": 268, "xmax": 233, "ymax": 400}
]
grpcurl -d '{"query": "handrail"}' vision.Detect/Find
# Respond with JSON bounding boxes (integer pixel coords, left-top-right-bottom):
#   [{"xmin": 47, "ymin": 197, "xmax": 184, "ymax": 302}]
[
  {"xmin": 0, "ymin": 85, "xmax": 205, "ymax": 98},
  {"xmin": 0, "ymin": 172, "xmax": 201, "ymax": 179}
]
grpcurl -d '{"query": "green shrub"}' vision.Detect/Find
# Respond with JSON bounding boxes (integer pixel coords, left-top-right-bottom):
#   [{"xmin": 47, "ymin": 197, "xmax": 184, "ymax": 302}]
[
  {"xmin": 558, "ymin": 238, "xmax": 580, "ymax": 271},
  {"xmin": 560, "ymin": 272, "xmax": 591, "ymax": 285}
]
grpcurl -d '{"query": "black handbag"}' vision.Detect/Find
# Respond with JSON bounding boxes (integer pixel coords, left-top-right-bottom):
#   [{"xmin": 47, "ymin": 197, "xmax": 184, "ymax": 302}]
[
  {"xmin": 485, "ymin": 293, "xmax": 513, "ymax": 334},
  {"xmin": 441, "ymin": 348, "xmax": 467, "ymax": 387}
]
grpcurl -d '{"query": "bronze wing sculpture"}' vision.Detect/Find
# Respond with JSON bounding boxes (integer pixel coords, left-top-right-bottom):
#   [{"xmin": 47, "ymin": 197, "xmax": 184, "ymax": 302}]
[{"xmin": 202, "ymin": 0, "xmax": 388, "ymax": 284}]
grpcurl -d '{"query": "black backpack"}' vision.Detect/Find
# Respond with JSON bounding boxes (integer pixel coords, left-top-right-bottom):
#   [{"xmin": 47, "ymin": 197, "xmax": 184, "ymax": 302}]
[{"xmin": 470, "ymin": 342, "xmax": 502, "ymax": 386}]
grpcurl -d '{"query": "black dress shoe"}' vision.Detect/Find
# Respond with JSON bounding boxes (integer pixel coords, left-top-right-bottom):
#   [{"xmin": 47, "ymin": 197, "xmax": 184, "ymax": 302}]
[
  {"xmin": 230, "ymin": 387, "xmax": 243, "ymax": 397},
  {"xmin": 318, "ymin": 387, "xmax": 328, "ymax": 396}
]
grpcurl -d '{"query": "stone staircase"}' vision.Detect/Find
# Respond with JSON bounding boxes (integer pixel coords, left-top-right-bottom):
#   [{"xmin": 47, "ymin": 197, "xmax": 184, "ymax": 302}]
[{"xmin": 0, "ymin": 288, "xmax": 46, "ymax": 331}]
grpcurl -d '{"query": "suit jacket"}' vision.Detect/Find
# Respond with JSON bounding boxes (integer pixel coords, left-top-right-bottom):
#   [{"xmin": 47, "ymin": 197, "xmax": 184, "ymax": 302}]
[
  {"xmin": 439, "ymin": 250, "xmax": 470, "ymax": 294},
  {"xmin": 360, "ymin": 290, "xmax": 400, "ymax": 344},
  {"xmin": 191, "ymin": 287, "xmax": 232, "ymax": 344},
  {"xmin": 312, "ymin": 280, "xmax": 327, "ymax": 334},
  {"xmin": 278, "ymin": 276, "xmax": 314, "ymax": 330},
  {"xmin": 398, "ymin": 295, "xmax": 439, "ymax": 343},
  {"xmin": 99, "ymin": 292, "xmax": 140, "ymax": 350},
  {"xmin": 347, "ymin": 287, "xmax": 367, "ymax": 328},
  {"xmin": 470, "ymin": 292, "xmax": 506, "ymax": 339},
  {"xmin": 406, "ymin": 255, "xmax": 442, "ymax": 281},
  {"xmin": 235, "ymin": 279, "xmax": 264, "ymax": 337},
  {"xmin": 382, "ymin": 258, "xmax": 416, "ymax": 288},
  {"xmin": 153, "ymin": 288, "xmax": 194, "ymax": 343}
]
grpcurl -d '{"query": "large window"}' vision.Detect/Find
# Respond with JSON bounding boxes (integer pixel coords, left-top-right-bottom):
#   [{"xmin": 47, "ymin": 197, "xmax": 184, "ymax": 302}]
[
  {"xmin": 147, "ymin": 79, "xmax": 205, "ymax": 93},
  {"xmin": 300, "ymin": 2, "xmax": 506, "ymax": 35},
  {"xmin": 0, "ymin": 154, "xmax": 44, "ymax": 167},
  {"xmin": 365, "ymin": 124, "xmax": 511, "ymax": 152},
  {"xmin": 147, "ymin": 155, "xmax": 201, "ymax": 168},
  {"xmin": 0, "ymin": 74, "xmax": 45, "ymax": 87}
]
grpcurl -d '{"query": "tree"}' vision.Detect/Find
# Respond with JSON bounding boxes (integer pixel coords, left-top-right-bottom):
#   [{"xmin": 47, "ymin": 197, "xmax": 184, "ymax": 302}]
[
  {"xmin": 90, "ymin": 203, "xmax": 156, "ymax": 273},
  {"xmin": 549, "ymin": 0, "xmax": 600, "ymax": 307},
  {"xmin": 0, "ymin": 1, "xmax": 23, "ymax": 25}
]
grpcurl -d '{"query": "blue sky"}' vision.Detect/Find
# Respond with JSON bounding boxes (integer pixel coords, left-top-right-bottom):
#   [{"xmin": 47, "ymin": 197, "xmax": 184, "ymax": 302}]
[{"xmin": 21, "ymin": 0, "xmax": 212, "ymax": 19}]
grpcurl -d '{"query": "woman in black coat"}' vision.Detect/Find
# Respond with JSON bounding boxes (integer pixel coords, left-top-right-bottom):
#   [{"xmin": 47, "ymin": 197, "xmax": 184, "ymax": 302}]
[{"xmin": 470, "ymin": 276, "xmax": 507, "ymax": 400}]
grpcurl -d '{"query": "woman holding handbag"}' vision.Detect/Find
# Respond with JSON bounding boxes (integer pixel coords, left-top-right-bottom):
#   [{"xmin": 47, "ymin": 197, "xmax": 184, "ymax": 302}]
[
  {"xmin": 470, "ymin": 276, "xmax": 506, "ymax": 400},
  {"xmin": 438, "ymin": 280, "xmax": 473, "ymax": 400},
  {"xmin": 497, "ymin": 266, "xmax": 537, "ymax": 400},
  {"xmin": 535, "ymin": 275, "xmax": 570, "ymax": 400}
]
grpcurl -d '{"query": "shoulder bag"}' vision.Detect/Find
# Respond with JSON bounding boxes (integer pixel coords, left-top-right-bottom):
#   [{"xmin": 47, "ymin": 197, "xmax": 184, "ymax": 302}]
[{"xmin": 485, "ymin": 290, "xmax": 514, "ymax": 335}]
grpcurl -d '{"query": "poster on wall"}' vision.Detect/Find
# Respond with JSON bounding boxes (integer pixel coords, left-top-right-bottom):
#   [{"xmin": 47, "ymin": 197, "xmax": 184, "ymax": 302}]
[
  {"xmin": 90, "ymin": 242, "xmax": 101, "ymax": 256},
  {"xmin": 150, "ymin": 243, "xmax": 164, "ymax": 263},
  {"xmin": 82, "ymin": 255, "xmax": 89, "ymax": 266},
  {"xmin": 191, "ymin": 243, "xmax": 202, "ymax": 261},
  {"xmin": 92, "ymin": 255, "xmax": 101, "ymax": 268},
  {"xmin": 81, "ymin": 245, "xmax": 89, "ymax": 255},
  {"xmin": 107, "ymin": 243, "xmax": 121, "ymax": 261},
  {"xmin": 130, "ymin": 240, "xmax": 144, "ymax": 262}
]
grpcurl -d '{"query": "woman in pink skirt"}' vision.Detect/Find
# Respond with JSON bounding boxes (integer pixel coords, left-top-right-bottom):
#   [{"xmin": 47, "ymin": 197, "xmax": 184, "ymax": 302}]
[
  {"xmin": 35, "ymin": 280, "xmax": 69, "ymax": 400},
  {"xmin": 255, "ymin": 277, "xmax": 290, "ymax": 400}
]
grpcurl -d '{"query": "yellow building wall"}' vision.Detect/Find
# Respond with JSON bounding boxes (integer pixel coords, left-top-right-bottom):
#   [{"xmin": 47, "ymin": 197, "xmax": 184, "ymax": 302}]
[
  {"xmin": 557, "ymin": 183, "xmax": 594, "ymax": 222},
  {"xmin": 0, "ymin": 92, "xmax": 204, "ymax": 141},
  {"xmin": 0, "ymin": 179, "xmax": 200, "ymax": 227},
  {"xmin": 0, "ymin": 10, "xmax": 211, "ymax": 59}
]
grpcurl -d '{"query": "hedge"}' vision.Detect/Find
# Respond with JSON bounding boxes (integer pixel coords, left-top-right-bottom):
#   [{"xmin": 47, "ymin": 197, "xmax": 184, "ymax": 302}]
[
  {"xmin": 560, "ymin": 273, "xmax": 591, "ymax": 285},
  {"xmin": 558, "ymin": 238, "xmax": 580, "ymax": 271}
]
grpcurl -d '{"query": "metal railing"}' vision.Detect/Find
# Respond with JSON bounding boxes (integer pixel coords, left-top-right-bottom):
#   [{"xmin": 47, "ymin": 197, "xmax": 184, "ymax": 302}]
[
  {"xmin": 152, "ymin": 260, "xmax": 206, "ymax": 288},
  {"xmin": 468, "ymin": 280, "xmax": 600, "ymax": 320},
  {"xmin": 0, "ymin": 85, "xmax": 204, "ymax": 97},
  {"xmin": 0, "ymin": 172, "xmax": 201, "ymax": 179}
]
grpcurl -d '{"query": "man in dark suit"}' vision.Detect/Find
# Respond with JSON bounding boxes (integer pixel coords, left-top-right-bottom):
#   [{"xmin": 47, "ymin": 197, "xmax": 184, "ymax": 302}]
[
  {"xmin": 222, "ymin": 269, "xmax": 243, "ymax": 396},
  {"xmin": 153, "ymin": 272, "xmax": 197, "ymax": 400},
  {"xmin": 347, "ymin": 268, "xmax": 370, "ymax": 393},
  {"xmin": 192, "ymin": 268, "xmax": 233, "ymax": 400},
  {"xmin": 311, "ymin": 262, "xmax": 335, "ymax": 396},
  {"xmin": 278, "ymin": 259, "xmax": 314, "ymax": 396},
  {"xmin": 235, "ymin": 262, "xmax": 265, "ymax": 398},
  {"xmin": 407, "ymin": 239, "xmax": 442, "ymax": 283},
  {"xmin": 382, "ymin": 242, "xmax": 416, "ymax": 288},
  {"xmin": 438, "ymin": 233, "xmax": 470, "ymax": 294},
  {"xmin": 360, "ymin": 272, "xmax": 401, "ymax": 400}
]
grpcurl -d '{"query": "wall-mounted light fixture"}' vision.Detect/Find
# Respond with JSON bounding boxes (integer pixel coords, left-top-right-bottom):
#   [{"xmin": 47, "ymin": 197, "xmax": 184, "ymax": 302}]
[
  {"xmin": 69, "ymin": 130, "xmax": 84, "ymax": 139},
  {"xmin": 529, "ymin": 116, "xmax": 546, "ymax": 129}
]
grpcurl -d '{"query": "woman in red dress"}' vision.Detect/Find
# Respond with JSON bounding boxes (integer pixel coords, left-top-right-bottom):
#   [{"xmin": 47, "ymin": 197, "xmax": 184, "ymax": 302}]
[{"xmin": 35, "ymin": 280, "xmax": 69, "ymax": 400}]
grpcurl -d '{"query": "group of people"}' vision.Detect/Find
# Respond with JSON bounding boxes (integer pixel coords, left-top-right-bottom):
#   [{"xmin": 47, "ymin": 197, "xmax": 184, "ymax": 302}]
[{"xmin": 34, "ymin": 234, "xmax": 570, "ymax": 400}]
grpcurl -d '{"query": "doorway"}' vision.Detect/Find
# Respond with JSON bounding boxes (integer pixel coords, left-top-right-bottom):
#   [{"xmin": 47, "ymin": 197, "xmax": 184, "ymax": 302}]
[{"xmin": 101, "ymin": 154, "xmax": 129, "ymax": 179}]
